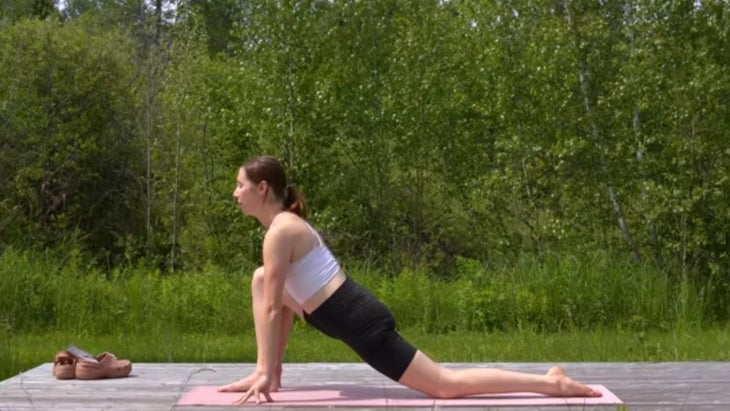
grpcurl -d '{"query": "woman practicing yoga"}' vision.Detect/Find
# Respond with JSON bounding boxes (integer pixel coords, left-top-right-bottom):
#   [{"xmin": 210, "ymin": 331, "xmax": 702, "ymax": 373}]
[{"xmin": 220, "ymin": 155, "xmax": 602, "ymax": 405}]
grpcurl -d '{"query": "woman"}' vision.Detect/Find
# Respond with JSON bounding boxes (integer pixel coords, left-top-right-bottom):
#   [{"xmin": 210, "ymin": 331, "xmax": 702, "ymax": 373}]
[{"xmin": 220, "ymin": 155, "xmax": 601, "ymax": 405}]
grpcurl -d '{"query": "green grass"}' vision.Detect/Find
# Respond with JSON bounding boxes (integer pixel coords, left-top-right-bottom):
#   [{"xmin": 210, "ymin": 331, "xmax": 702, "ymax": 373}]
[
  {"xmin": 2, "ymin": 326, "xmax": 728, "ymax": 381},
  {"xmin": 1, "ymin": 249, "xmax": 721, "ymax": 337},
  {"xmin": 2, "ymin": 248, "xmax": 729, "ymax": 381}
]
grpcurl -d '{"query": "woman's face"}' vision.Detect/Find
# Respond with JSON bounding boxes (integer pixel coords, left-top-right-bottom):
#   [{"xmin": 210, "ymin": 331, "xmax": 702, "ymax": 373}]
[{"xmin": 232, "ymin": 168, "xmax": 263, "ymax": 215}]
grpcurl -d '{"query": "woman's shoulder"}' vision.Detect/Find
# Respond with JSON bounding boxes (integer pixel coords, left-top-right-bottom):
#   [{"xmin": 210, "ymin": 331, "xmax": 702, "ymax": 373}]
[
  {"xmin": 265, "ymin": 212, "xmax": 316, "ymax": 254},
  {"xmin": 267, "ymin": 212, "xmax": 309, "ymax": 238},
  {"xmin": 276, "ymin": 211, "xmax": 308, "ymax": 227}
]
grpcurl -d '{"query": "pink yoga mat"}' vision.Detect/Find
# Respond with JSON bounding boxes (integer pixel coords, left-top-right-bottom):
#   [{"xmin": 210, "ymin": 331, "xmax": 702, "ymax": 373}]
[{"xmin": 177, "ymin": 384, "xmax": 622, "ymax": 407}]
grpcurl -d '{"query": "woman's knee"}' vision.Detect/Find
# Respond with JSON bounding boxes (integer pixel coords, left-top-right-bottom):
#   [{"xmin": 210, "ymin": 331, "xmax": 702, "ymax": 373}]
[
  {"xmin": 252, "ymin": 266, "xmax": 302, "ymax": 316},
  {"xmin": 403, "ymin": 373, "xmax": 458, "ymax": 399},
  {"xmin": 251, "ymin": 266, "xmax": 265, "ymax": 292},
  {"xmin": 426, "ymin": 369, "xmax": 460, "ymax": 399},
  {"xmin": 398, "ymin": 352, "xmax": 460, "ymax": 399}
]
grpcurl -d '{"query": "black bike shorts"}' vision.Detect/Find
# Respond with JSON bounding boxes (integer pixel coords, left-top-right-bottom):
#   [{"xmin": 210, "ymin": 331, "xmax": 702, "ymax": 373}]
[{"xmin": 303, "ymin": 276, "xmax": 417, "ymax": 382}]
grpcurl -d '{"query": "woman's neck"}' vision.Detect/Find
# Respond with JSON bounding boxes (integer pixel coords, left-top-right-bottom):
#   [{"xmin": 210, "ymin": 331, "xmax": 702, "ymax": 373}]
[{"xmin": 259, "ymin": 206, "xmax": 285, "ymax": 228}]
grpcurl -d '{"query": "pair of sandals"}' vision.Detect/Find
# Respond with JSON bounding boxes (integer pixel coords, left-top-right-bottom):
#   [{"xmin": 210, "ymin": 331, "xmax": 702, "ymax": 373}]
[{"xmin": 53, "ymin": 346, "xmax": 132, "ymax": 380}]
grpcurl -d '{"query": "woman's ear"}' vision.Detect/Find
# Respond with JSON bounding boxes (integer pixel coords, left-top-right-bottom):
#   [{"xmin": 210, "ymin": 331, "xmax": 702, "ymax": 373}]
[{"xmin": 257, "ymin": 180, "xmax": 269, "ymax": 197}]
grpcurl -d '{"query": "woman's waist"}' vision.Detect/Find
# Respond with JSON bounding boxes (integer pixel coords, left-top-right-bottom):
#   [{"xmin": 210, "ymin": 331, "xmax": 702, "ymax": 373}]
[{"xmin": 300, "ymin": 268, "xmax": 347, "ymax": 313}]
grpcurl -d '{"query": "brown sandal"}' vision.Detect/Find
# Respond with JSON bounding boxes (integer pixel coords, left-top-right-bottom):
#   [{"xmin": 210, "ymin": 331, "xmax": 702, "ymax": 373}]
[
  {"xmin": 53, "ymin": 351, "xmax": 76, "ymax": 380},
  {"xmin": 75, "ymin": 352, "xmax": 132, "ymax": 380}
]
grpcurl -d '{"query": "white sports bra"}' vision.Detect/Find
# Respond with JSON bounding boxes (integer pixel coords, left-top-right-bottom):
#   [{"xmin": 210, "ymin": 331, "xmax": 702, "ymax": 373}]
[{"xmin": 284, "ymin": 223, "xmax": 341, "ymax": 305}]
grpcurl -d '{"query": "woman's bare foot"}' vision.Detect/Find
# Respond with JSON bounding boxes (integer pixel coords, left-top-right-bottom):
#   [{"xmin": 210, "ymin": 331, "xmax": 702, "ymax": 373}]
[
  {"xmin": 218, "ymin": 367, "xmax": 282, "ymax": 393},
  {"xmin": 546, "ymin": 366, "xmax": 602, "ymax": 397}
]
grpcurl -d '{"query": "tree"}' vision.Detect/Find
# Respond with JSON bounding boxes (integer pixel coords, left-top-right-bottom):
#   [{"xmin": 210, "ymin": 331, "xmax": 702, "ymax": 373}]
[
  {"xmin": 0, "ymin": 19, "xmax": 143, "ymax": 265},
  {"xmin": 0, "ymin": 0, "xmax": 57, "ymax": 25}
]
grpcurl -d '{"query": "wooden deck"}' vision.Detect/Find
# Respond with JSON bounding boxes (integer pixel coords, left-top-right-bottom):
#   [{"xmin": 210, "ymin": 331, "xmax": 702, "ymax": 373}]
[{"xmin": 1, "ymin": 362, "xmax": 729, "ymax": 410}]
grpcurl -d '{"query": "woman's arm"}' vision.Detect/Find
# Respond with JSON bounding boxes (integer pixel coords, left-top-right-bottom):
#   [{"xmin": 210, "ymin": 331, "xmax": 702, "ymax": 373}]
[
  {"xmin": 218, "ymin": 266, "xmax": 294, "ymax": 394},
  {"xmin": 258, "ymin": 224, "xmax": 293, "ymax": 381}
]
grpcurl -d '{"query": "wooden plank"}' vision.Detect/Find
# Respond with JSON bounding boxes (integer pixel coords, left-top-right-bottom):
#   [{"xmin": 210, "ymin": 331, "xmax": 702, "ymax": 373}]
[{"xmin": 1, "ymin": 362, "xmax": 729, "ymax": 410}]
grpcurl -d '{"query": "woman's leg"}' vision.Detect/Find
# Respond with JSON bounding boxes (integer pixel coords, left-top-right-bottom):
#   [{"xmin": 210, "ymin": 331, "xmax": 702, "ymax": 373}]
[
  {"xmin": 398, "ymin": 351, "xmax": 601, "ymax": 399},
  {"xmin": 219, "ymin": 266, "xmax": 303, "ymax": 392}
]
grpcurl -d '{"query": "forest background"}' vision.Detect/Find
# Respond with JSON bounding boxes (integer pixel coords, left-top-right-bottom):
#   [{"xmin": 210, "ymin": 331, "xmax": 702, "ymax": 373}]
[{"xmin": 1, "ymin": 0, "xmax": 729, "ymax": 379}]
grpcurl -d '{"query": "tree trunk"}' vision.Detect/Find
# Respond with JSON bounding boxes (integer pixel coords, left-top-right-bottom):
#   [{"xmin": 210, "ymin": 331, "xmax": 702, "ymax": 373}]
[
  {"xmin": 171, "ymin": 115, "xmax": 181, "ymax": 272},
  {"xmin": 565, "ymin": 0, "xmax": 640, "ymax": 263},
  {"xmin": 624, "ymin": 1, "xmax": 662, "ymax": 266},
  {"xmin": 155, "ymin": 0, "xmax": 163, "ymax": 42}
]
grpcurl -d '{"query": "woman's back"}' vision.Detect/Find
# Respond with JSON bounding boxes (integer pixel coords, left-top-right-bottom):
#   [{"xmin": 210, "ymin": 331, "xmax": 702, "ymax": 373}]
[{"xmin": 267, "ymin": 212, "xmax": 346, "ymax": 314}]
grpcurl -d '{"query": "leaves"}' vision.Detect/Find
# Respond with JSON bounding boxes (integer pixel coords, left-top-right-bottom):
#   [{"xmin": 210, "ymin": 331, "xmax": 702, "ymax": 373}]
[{"xmin": 1, "ymin": 0, "xmax": 728, "ymax": 290}]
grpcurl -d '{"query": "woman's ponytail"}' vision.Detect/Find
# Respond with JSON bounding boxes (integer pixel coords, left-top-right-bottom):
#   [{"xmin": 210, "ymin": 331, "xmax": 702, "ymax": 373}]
[{"xmin": 284, "ymin": 185, "xmax": 307, "ymax": 219}]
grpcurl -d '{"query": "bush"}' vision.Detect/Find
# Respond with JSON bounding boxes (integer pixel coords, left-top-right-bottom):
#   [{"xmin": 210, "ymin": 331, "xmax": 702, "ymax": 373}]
[{"xmin": 0, "ymin": 249, "xmax": 717, "ymax": 336}]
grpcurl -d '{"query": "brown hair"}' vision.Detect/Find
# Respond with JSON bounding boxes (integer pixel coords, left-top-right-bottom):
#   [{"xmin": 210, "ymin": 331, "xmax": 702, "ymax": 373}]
[{"xmin": 241, "ymin": 155, "xmax": 307, "ymax": 218}]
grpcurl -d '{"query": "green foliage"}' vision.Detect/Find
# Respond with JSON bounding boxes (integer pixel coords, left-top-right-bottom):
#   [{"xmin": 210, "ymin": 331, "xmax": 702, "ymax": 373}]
[
  {"xmin": 0, "ymin": 0, "xmax": 57, "ymax": 25},
  {"xmin": 3, "ymin": 247, "xmax": 729, "ymax": 380},
  {"xmin": 0, "ymin": 248, "xmax": 721, "ymax": 343},
  {"xmin": 0, "ymin": 19, "xmax": 143, "ymax": 265},
  {"xmin": 367, "ymin": 252, "xmax": 707, "ymax": 333},
  {"xmin": 0, "ymin": 0, "xmax": 729, "ymax": 308},
  {"xmin": 0, "ymin": 249, "xmax": 251, "ymax": 336}
]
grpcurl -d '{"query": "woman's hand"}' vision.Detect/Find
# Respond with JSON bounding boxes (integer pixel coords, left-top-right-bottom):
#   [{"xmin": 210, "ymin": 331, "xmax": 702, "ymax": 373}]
[
  {"xmin": 218, "ymin": 363, "xmax": 283, "ymax": 394},
  {"xmin": 233, "ymin": 373, "xmax": 275, "ymax": 405}
]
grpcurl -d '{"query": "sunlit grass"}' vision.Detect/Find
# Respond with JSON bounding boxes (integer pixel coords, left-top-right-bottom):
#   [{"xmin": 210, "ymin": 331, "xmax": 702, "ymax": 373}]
[
  {"xmin": 2, "ymin": 326, "xmax": 728, "ymax": 381},
  {"xmin": 2, "ymin": 248, "xmax": 728, "ymax": 381}
]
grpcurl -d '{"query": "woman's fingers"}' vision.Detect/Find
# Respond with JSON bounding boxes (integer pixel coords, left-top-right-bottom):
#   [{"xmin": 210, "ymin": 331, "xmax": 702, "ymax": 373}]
[
  {"xmin": 231, "ymin": 380, "xmax": 274, "ymax": 405},
  {"xmin": 232, "ymin": 390, "xmax": 253, "ymax": 405}
]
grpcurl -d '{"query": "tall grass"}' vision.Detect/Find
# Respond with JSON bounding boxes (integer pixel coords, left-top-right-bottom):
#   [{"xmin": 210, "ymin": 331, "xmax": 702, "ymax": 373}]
[
  {"xmin": 0, "ymin": 248, "xmax": 717, "ymax": 337},
  {"xmin": 0, "ymin": 249, "xmax": 252, "ymax": 336},
  {"xmin": 361, "ymin": 253, "xmax": 708, "ymax": 334},
  {"xmin": 1, "ymin": 248, "xmax": 728, "ymax": 381}
]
